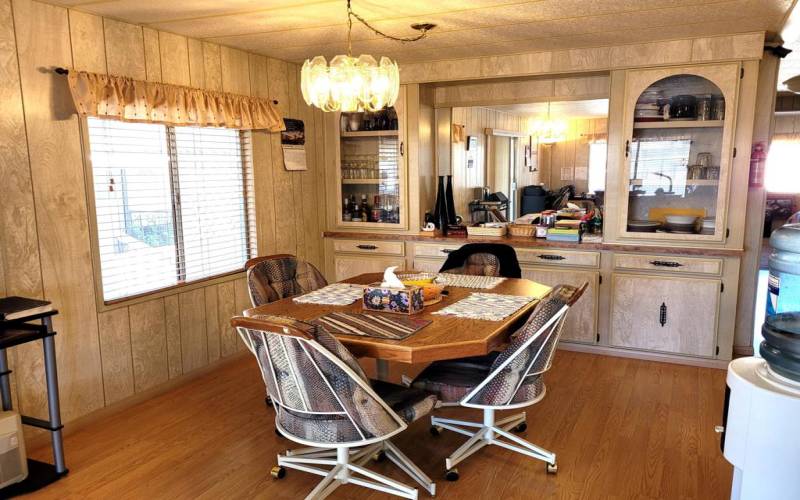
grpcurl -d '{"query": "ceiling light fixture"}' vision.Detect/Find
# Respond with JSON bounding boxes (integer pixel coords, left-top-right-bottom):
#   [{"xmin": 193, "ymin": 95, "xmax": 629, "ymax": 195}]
[
  {"xmin": 531, "ymin": 102, "xmax": 567, "ymax": 144},
  {"xmin": 300, "ymin": 0, "xmax": 434, "ymax": 112}
]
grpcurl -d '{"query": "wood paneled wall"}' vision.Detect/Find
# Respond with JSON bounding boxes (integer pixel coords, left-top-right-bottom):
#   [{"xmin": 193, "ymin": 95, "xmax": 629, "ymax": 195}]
[
  {"xmin": 0, "ymin": 0, "xmax": 326, "ymax": 428},
  {"xmin": 450, "ymin": 107, "xmax": 530, "ymax": 219},
  {"xmin": 539, "ymin": 117, "xmax": 608, "ymax": 193}
]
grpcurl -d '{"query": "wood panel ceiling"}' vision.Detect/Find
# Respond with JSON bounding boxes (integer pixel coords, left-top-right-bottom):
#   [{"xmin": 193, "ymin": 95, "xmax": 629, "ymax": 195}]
[{"xmin": 46, "ymin": 0, "xmax": 793, "ymax": 64}]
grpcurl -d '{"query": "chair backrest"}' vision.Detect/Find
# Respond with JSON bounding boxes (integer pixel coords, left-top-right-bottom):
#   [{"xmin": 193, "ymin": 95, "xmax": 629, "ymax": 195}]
[
  {"xmin": 245, "ymin": 254, "xmax": 328, "ymax": 307},
  {"xmin": 462, "ymin": 282, "xmax": 588, "ymax": 408},
  {"xmin": 438, "ymin": 243, "xmax": 522, "ymax": 278},
  {"xmin": 232, "ymin": 315, "xmax": 406, "ymax": 446}
]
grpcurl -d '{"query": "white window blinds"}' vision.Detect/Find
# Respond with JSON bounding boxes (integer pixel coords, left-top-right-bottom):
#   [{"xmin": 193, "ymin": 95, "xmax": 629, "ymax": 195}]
[
  {"xmin": 629, "ymin": 139, "xmax": 692, "ymax": 195},
  {"xmin": 87, "ymin": 118, "xmax": 256, "ymax": 302}
]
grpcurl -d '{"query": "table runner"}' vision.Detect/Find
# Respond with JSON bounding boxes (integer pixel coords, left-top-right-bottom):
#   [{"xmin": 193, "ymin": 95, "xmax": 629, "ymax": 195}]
[
  {"xmin": 292, "ymin": 283, "xmax": 364, "ymax": 306},
  {"xmin": 313, "ymin": 312, "xmax": 431, "ymax": 340},
  {"xmin": 432, "ymin": 293, "xmax": 535, "ymax": 321}
]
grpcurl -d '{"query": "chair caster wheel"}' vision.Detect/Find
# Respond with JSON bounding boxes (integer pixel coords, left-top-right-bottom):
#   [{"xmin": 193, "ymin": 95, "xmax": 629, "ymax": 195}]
[
  {"xmin": 513, "ymin": 422, "xmax": 527, "ymax": 433},
  {"xmin": 430, "ymin": 426, "xmax": 442, "ymax": 436},
  {"xmin": 265, "ymin": 395, "xmax": 272, "ymax": 407},
  {"xmin": 547, "ymin": 462, "xmax": 558, "ymax": 474},
  {"xmin": 445, "ymin": 469, "xmax": 459, "ymax": 481},
  {"xmin": 271, "ymin": 466, "xmax": 286, "ymax": 479},
  {"xmin": 274, "ymin": 427, "xmax": 282, "ymax": 437},
  {"xmin": 372, "ymin": 450, "xmax": 386, "ymax": 462}
]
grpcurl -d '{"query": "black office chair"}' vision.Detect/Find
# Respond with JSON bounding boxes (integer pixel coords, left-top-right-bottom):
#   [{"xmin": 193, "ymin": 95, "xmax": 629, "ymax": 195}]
[{"xmin": 438, "ymin": 243, "xmax": 522, "ymax": 278}]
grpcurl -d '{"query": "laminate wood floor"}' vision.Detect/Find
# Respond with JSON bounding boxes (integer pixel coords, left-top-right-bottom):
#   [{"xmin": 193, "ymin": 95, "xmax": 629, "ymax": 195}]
[{"xmin": 25, "ymin": 350, "xmax": 732, "ymax": 499}]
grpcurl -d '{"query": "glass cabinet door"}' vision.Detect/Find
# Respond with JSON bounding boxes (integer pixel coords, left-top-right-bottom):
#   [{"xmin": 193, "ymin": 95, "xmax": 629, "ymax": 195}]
[
  {"xmin": 620, "ymin": 65, "xmax": 738, "ymax": 241},
  {"xmin": 335, "ymin": 90, "xmax": 406, "ymax": 229}
]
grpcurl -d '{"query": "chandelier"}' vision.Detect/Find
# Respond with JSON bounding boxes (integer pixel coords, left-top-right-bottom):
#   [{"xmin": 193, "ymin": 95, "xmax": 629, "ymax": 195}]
[
  {"xmin": 530, "ymin": 102, "xmax": 567, "ymax": 144},
  {"xmin": 300, "ymin": 0, "xmax": 434, "ymax": 112}
]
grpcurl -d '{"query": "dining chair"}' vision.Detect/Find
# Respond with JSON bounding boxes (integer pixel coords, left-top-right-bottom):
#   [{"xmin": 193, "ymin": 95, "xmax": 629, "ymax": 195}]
[
  {"xmin": 410, "ymin": 283, "xmax": 587, "ymax": 480},
  {"xmin": 245, "ymin": 254, "xmax": 328, "ymax": 307},
  {"xmin": 438, "ymin": 243, "xmax": 522, "ymax": 278},
  {"xmin": 232, "ymin": 314, "xmax": 438, "ymax": 499}
]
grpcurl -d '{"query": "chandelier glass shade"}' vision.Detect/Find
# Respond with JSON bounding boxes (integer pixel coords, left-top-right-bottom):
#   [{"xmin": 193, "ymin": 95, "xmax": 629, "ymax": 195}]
[{"xmin": 300, "ymin": 54, "xmax": 400, "ymax": 113}]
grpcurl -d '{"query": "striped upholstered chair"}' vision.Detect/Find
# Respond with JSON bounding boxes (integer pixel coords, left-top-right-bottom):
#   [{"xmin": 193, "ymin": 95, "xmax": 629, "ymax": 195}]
[
  {"xmin": 233, "ymin": 314, "xmax": 437, "ymax": 498},
  {"xmin": 245, "ymin": 254, "xmax": 327, "ymax": 307},
  {"xmin": 411, "ymin": 283, "xmax": 587, "ymax": 481}
]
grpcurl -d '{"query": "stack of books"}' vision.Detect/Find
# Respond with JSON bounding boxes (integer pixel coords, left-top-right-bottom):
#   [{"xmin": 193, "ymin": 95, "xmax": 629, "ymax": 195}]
[{"xmin": 546, "ymin": 228, "xmax": 581, "ymax": 242}]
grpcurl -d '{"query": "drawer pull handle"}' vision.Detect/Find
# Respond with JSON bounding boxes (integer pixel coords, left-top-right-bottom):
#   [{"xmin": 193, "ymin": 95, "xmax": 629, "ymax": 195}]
[
  {"xmin": 538, "ymin": 254, "xmax": 566, "ymax": 261},
  {"xmin": 659, "ymin": 302, "xmax": 667, "ymax": 327},
  {"xmin": 441, "ymin": 249, "xmax": 454, "ymax": 254},
  {"xmin": 356, "ymin": 244, "xmax": 378, "ymax": 250},
  {"xmin": 650, "ymin": 260, "xmax": 682, "ymax": 268}
]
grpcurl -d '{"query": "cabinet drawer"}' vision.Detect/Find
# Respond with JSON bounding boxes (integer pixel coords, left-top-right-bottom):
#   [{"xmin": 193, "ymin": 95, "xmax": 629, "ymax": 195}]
[
  {"xmin": 333, "ymin": 239, "xmax": 404, "ymax": 256},
  {"xmin": 516, "ymin": 248, "xmax": 600, "ymax": 268},
  {"xmin": 614, "ymin": 253, "xmax": 722, "ymax": 276},
  {"xmin": 413, "ymin": 242, "xmax": 463, "ymax": 258}
]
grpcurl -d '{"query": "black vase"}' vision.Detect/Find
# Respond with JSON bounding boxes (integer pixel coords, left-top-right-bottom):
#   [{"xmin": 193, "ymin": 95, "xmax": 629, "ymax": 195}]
[
  {"xmin": 445, "ymin": 175, "xmax": 457, "ymax": 225},
  {"xmin": 433, "ymin": 175, "xmax": 449, "ymax": 233}
]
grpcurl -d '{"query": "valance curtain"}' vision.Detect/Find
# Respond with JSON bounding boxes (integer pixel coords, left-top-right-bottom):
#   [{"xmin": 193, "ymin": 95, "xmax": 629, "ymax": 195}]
[{"xmin": 67, "ymin": 70, "xmax": 285, "ymax": 131}]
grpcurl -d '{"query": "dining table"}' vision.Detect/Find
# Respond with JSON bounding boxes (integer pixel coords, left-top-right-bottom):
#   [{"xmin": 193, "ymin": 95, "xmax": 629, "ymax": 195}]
[{"xmin": 243, "ymin": 272, "xmax": 549, "ymax": 380}]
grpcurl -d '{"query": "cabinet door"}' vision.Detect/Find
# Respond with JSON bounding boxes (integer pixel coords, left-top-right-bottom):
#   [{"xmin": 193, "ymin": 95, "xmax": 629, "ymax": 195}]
[
  {"xmin": 334, "ymin": 255, "xmax": 406, "ymax": 282},
  {"xmin": 412, "ymin": 258, "xmax": 446, "ymax": 273},
  {"xmin": 520, "ymin": 267, "xmax": 599, "ymax": 344},
  {"xmin": 610, "ymin": 274, "xmax": 719, "ymax": 356},
  {"xmin": 619, "ymin": 64, "xmax": 739, "ymax": 243}
]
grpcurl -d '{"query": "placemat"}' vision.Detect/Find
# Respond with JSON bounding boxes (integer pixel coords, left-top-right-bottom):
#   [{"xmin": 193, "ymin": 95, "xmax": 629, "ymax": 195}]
[
  {"xmin": 313, "ymin": 312, "xmax": 431, "ymax": 340},
  {"xmin": 398, "ymin": 272, "xmax": 505, "ymax": 290},
  {"xmin": 292, "ymin": 283, "xmax": 364, "ymax": 306},
  {"xmin": 432, "ymin": 293, "xmax": 535, "ymax": 321}
]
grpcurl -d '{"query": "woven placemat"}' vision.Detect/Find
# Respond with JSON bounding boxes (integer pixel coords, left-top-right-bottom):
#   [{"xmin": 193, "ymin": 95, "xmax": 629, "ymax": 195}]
[{"xmin": 313, "ymin": 312, "xmax": 430, "ymax": 340}]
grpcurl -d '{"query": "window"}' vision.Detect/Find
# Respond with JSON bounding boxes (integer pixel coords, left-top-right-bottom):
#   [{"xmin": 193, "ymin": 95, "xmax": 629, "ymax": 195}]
[
  {"xmin": 87, "ymin": 118, "xmax": 256, "ymax": 302},
  {"xmin": 588, "ymin": 141, "xmax": 607, "ymax": 194},
  {"xmin": 629, "ymin": 138, "xmax": 692, "ymax": 195},
  {"xmin": 765, "ymin": 138, "xmax": 800, "ymax": 193}
]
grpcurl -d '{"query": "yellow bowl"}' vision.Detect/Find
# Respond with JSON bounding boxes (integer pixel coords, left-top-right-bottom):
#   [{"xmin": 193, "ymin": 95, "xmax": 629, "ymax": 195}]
[{"xmin": 402, "ymin": 278, "xmax": 435, "ymax": 287}]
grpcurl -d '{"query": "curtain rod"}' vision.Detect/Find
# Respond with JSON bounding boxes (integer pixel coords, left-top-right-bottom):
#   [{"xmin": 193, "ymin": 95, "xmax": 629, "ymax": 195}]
[{"xmin": 53, "ymin": 67, "xmax": 280, "ymax": 105}]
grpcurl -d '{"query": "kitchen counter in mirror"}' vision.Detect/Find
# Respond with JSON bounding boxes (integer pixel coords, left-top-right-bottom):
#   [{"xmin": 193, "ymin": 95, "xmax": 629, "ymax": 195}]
[{"xmin": 323, "ymin": 231, "xmax": 744, "ymax": 257}]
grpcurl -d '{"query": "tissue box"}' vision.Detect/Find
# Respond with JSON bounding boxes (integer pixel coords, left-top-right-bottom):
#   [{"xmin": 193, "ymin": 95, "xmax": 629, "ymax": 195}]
[{"xmin": 363, "ymin": 283, "xmax": 424, "ymax": 315}]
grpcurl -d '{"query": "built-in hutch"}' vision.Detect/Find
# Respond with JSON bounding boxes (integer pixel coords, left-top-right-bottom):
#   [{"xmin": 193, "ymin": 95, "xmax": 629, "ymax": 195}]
[{"xmin": 323, "ymin": 34, "xmax": 769, "ymax": 368}]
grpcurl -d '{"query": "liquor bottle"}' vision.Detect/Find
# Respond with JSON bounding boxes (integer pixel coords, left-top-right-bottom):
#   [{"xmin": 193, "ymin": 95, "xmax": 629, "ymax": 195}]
[
  {"xmin": 342, "ymin": 197, "xmax": 352, "ymax": 221},
  {"xmin": 360, "ymin": 194, "xmax": 370, "ymax": 222},
  {"xmin": 371, "ymin": 195, "xmax": 383, "ymax": 222},
  {"xmin": 350, "ymin": 195, "xmax": 361, "ymax": 222}
]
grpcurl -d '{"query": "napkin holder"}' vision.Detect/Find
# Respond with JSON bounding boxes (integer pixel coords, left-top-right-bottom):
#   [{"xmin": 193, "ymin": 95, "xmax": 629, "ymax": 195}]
[{"xmin": 363, "ymin": 283, "xmax": 424, "ymax": 315}]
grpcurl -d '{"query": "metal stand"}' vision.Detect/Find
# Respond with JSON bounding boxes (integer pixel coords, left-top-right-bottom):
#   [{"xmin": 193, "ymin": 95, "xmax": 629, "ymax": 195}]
[
  {"xmin": 276, "ymin": 440, "xmax": 436, "ymax": 499},
  {"xmin": 431, "ymin": 410, "xmax": 557, "ymax": 476},
  {"xmin": 0, "ymin": 310, "xmax": 68, "ymax": 496}
]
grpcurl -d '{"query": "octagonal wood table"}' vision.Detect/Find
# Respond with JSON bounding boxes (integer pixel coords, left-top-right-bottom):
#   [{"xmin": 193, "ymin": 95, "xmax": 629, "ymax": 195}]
[{"xmin": 243, "ymin": 272, "xmax": 546, "ymax": 379}]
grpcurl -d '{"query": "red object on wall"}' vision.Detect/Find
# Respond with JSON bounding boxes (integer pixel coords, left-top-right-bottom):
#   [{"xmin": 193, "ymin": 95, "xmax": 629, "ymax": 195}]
[{"xmin": 750, "ymin": 142, "xmax": 768, "ymax": 187}]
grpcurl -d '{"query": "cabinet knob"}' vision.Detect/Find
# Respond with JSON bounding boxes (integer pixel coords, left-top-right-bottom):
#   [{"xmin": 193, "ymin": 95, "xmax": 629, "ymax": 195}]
[
  {"xmin": 356, "ymin": 244, "xmax": 378, "ymax": 250},
  {"xmin": 441, "ymin": 249, "xmax": 454, "ymax": 254},
  {"xmin": 659, "ymin": 302, "xmax": 667, "ymax": 327}
]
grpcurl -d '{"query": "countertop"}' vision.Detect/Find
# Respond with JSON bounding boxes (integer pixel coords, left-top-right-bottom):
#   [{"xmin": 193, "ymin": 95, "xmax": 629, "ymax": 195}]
[{"xmin": 323, "ymin": 231, "xmax": 744, "ymax": 257}]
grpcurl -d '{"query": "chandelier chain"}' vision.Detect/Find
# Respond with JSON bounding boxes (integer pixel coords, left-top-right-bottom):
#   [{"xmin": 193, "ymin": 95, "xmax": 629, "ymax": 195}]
[{"xmin": 346, "ymin": 0, "xmax": 430, "ymax": 49}]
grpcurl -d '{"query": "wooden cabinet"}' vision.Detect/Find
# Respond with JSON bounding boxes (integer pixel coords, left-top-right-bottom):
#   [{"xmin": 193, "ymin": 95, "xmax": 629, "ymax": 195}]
[
  {"xmin": 617, "ymin": 64, "xmax": 740, "ymax": 243},
  {"xmin": 609, "ymin": 273, "xmax": 720, "ymax": 357},
  {"xmin": 333, "ymin": 255, "xmax": 406, "ymax": 282},
  {"xmin": 521, "ymin": 266, "xmax": 599, "ymax": 344},
  {"xmin": 333, "ymin": 87, "xmax": 408, "ymax": 231},
  {"xmin": 412, "ymin": 258, "xmax": 446, "ymax": 273}
]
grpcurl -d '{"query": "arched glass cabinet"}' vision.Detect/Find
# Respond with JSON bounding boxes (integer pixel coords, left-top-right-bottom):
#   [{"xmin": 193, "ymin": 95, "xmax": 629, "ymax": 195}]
[{"xmin": 619, "ymin": 64, "xmax": 739, "ymax": 242}]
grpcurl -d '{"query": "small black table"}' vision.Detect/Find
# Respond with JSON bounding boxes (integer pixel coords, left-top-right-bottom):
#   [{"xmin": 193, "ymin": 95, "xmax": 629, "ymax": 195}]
[{"xmin": 0, "ymin": 309, "xmax": 67, "ymax": 495}]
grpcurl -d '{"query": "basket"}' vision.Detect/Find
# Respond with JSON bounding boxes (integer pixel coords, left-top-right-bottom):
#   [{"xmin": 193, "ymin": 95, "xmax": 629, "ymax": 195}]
[
  {"xmin": 466, "ymin": 224, "xmax": 507, "ymax": 237},
  {"xmin": 508, "ymin": 224, "xmax": 536, "ymax": 237}
]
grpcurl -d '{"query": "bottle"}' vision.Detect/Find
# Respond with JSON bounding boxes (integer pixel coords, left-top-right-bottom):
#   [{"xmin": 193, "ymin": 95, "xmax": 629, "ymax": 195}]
[
  {"xmin": 360, "ymin": 194, "xmax": 370, "ymax": 222},
  {"xmin": 372, "ymin": 195, "xmax": 383, "ymax": 222},
  {"xmin": 351, "ymin": 195, "xmax": 361, "ymax": 222},
  {"xmin": 342, "ymin": 197, "xmax": 352, "ymax": 221}
]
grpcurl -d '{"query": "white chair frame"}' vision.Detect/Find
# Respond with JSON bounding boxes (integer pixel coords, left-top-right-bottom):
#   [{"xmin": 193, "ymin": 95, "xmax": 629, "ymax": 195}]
[
  {"xmin": 238, "ymin": 326, "xmax": 436, "ymax": 499},
  {"xmin": 430, "ymin": 305, "xmax": 570, "ymax": 477}
]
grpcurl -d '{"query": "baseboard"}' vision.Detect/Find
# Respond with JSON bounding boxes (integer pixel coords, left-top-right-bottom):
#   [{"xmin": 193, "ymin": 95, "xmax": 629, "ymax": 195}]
[
  {"xmin": 733, "ymin": 345, "xmax": 755, "ymax": 358},
  {"xmin": 26, "ymin": 351, "xmax": 249, "ymax": 452},
  {"xmin": 557, "ymin": 342, "xmax": 730, "ymax": 370}
]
